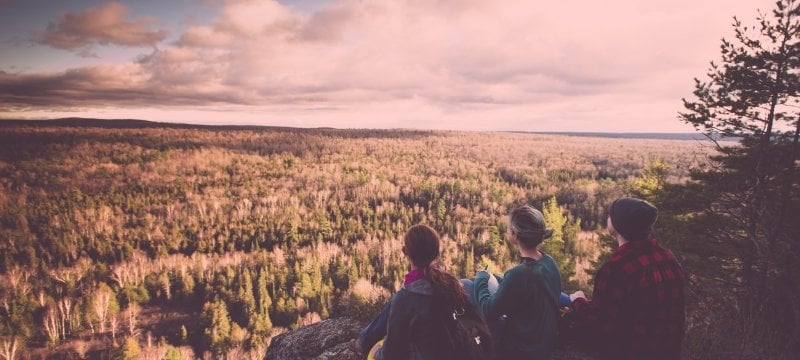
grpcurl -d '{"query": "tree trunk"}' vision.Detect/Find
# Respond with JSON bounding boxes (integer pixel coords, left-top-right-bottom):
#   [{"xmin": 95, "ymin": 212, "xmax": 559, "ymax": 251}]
[{"xmin": 0, "ymin": 337, "xmax": 19, "ymax": 360}]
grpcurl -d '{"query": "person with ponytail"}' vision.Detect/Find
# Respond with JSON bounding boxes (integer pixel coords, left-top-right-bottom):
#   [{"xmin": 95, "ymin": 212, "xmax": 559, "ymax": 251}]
[
  {"xmin": 462, "ymin": 204, "xmax": 562, "ymax": 359},
  {"xmin": 360, "ymin": 224, "xmax": 492, "ymax": 360}
]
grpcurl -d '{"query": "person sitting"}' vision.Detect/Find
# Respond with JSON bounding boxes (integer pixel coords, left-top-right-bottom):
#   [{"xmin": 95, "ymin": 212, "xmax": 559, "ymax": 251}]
[
  {"xmin": 567, "ymin": 197, "xmax": 685, "ymax": 359},
  {"xmin": 359, "ymin": 224, "xmax": 492, "ymax": 359},
  {"xmin": 462, "ymin": 204, "xmax": 562, "ymax": 359}
]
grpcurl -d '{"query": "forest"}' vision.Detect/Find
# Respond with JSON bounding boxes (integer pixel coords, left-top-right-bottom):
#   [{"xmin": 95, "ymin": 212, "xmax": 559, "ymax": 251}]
[
  {"xmin": 1, "ymin": 0, "xmax": 799, "ymax": 358},
  {"xmin": 0, "ymin": 122, "xmax": 715, "ymax": 359}
]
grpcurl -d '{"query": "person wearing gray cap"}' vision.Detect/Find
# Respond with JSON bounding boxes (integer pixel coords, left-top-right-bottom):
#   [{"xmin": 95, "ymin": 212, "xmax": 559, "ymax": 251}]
[{"xmin": 567, "ymin": 197, "xmax": 686, "ymax": 360}]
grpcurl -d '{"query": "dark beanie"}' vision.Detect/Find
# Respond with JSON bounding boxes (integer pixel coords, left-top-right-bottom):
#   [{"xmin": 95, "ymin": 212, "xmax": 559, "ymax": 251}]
[{"xmin": 609, "ymin": 197, "xmax": 658, "ymax": 241}]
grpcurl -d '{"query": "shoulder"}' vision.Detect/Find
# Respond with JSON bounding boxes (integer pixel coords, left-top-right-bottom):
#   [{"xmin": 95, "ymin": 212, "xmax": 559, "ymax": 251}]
[
  {"xmin": 609, "ymin": 240, "xmax": 681, "ymax": 277},
  {"xmin": 603, "ymin": 242, "xmax": 644, "ymax": 271},
  {"xmin": 395, "ymin": 280, "xmax": 435, "ymax": 305},
  {"xmin": 391, "ymin": 288, "xmax": 428, "ymax": 316},
  {"xmin": 537, "ymin": 253, "xmax": 559, "ymax": 271},
  {"xmin": 503, "ymin": 264, "xmax": 529, "ymax": 279}
]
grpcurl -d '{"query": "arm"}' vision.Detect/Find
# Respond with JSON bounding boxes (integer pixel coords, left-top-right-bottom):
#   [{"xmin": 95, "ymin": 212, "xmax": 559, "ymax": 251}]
[
  {"xmin": 377, "ymin": 291, "xmax": 412, "ymax": 360},
  {"xmin": 473, "ymin": 268, "xmax": 523, "ymax": 319},
  {"xmin": 571, "ymin": 263, "xmax": 620, "ymax": 322},
  {"xmin": 570, "ymin": 263, "xmax": 627, "ymax": 354}
]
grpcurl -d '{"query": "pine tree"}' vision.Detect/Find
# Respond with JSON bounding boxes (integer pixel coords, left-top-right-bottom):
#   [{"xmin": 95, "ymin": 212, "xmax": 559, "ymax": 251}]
[
  {"xmin": 679, "ymin": 0, "xmax": 800, "ymax": 352},
  {"xmin": 253, "ymin": 268, "xmax": 273, "ymax": 335},
  {"xmin": 541, "ymin": 197, "xmax": 576, "ymax": 286},
  {"xmin": 436, "ymin": 198, "xmax": 447, "ymax": 223},
  {"xmin": 202, "ymin": 300, "xmax": 232, "ymax": 354},
  {"xmin": 238, "ymin": 269, "xmax": 256, "ymax": 322},
  {"xmin": 117, "ymin": 337, "xmax": 141, "ymax": 360}
]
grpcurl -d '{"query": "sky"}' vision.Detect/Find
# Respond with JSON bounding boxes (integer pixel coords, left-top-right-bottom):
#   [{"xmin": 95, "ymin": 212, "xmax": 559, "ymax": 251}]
[{"xmin": 0, "ymin": 0, "xmax": 777, "ymax": 131}]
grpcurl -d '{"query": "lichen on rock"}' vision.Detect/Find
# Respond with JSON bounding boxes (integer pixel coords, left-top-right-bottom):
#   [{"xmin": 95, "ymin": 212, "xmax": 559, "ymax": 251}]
[{"xmin": 264, "ymin": 317, "xmax": 363, "ymax": 360}]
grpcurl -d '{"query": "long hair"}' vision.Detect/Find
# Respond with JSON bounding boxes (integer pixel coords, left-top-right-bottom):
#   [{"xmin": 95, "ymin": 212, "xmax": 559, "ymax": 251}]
[{"xmin": 404, "ymin": 224, "xmax": 469, "ymax": 308}]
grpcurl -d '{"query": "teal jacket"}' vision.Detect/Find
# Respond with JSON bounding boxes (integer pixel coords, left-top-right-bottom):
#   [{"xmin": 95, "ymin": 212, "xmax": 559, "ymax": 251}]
[{"xmin": 473, "ymin": 254, "xmax": 561, "ymax": 359}]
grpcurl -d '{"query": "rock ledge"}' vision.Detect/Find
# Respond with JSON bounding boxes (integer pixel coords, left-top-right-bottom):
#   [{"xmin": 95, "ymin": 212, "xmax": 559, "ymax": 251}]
[{"xmin": 264, "ymin": 317, "xmax": 363, "ymax": 360}]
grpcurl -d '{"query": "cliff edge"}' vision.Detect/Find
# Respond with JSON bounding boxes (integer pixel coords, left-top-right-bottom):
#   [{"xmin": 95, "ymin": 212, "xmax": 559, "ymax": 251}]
[
  {"xmin": 264, "ymin": 317, "xmax": 595, "ymax": 360},
  {"xmin": 265, "ymin": 317, "xmax": 363, "ymax": 360}
]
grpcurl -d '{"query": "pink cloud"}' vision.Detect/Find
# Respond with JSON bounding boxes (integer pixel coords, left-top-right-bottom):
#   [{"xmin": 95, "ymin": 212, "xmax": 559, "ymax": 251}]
[
  {"xmin": 33, "ymin": 2, "xmax": 168, "ymax": 56},
  {"xmin": 2, "ymin": 0, "xmax": 780, "ymax": 131}
]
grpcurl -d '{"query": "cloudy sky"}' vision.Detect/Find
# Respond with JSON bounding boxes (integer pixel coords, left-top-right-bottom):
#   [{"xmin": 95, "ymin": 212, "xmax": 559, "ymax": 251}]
[{"xmin": 0, "ymin": 0, "xmax": 775, "ymax": 131}]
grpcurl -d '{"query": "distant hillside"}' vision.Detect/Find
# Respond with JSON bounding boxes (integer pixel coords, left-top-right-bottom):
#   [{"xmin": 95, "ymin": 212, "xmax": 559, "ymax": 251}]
[
  {"xmin": 523, "ymin": 131, "xmax": 739, "ymax": 142},
  {"xmin": 0, "ymin": 117, "xmax": 436, "ymax": 139},
  {"xmin": 0, "ymin": 117, "xmax": 288, "ymax": 130},
  {"xmin": 0, "ymin": 118, "xmax": 734, "ymax": 142}
]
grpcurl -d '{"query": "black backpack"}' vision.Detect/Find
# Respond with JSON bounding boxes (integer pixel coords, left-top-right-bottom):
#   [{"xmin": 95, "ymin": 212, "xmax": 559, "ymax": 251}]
[{"xmin": 436, "ymin": 302, "xmax": 495, "ymax": 360}]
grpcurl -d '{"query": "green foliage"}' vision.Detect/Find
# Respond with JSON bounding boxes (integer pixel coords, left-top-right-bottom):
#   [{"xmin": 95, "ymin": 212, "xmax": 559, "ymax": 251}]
[
  {"xmin": 202, "ymin": 300, "xmax": 232, "ymax": 354},
  {"xmin": 0, "ymin": 291, "xmax": 36, "ymax": 339},
  {"xmin": 86, "ymin": 283, "xmax": 120, "ymax": 334},
  {"xmin": 675, "ymin": 0, "xmax": 800, "ymax": 356},
  {"xmin": 117, "ymin": 337, "xmax": 141, "ymax": 360},
  {"xmin": 120, "ymin": 284, "xmax": 150, "ymax": 307},
  {"xmin": 164, "ymin": 346, "xmax": 182, "ymax": 360},
  {"xmin": 541, "ymin": 197, "xmax": 577, "ymax": 289},
  {"xmin": 436, "ymin": 198, "xmax": 447, "ymax": 222},
  {"xmin": 336, "ymin": 289, "xmax": 388, "ymax": 323},
  {"xmin": 180, "ymin": 325, "xmax": 188, "ymax": 345},
  {"xmin": 632, "ymin": 159, "xmax": 669, "ymax": 200},
  {"xmin": 0, "ymin": 124, "xmax": 707, "ymax": 356}
]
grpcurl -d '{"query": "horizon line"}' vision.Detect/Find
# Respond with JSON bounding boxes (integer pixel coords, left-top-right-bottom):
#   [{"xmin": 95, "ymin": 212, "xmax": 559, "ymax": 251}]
[{"xmin": 0, "ymin": 117, "xmax": 709, "ymax": 135}]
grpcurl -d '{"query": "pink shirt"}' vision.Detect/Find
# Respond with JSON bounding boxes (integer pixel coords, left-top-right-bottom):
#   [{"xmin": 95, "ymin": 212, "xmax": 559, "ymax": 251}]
[{"xmin": 403, "ymin": 268, "xmax": 425, "ymax": 286}]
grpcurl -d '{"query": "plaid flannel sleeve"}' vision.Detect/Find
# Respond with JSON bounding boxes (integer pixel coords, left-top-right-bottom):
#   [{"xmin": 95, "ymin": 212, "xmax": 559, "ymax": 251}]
[{"xmin": 571, "ymin": 258, "xmax": 628, "ymax": 356}]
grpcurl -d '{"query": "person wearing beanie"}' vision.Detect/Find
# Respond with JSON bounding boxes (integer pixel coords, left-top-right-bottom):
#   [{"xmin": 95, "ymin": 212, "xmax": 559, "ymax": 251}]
[{"xmin": 567, "ymin": 197, "xmax": 685, "ymax": 360}]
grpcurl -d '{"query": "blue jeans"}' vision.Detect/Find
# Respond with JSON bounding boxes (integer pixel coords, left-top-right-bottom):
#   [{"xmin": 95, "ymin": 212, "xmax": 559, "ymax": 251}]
[
  {"xmin": 460, "ymin": 278, "xmax": 478, "ymax": 306},
  {"xmin": 358, "ymin": 297, "xmax": 392, "ymax": 353},
  {"xmin": 463, "ymin": 277, "xmax": 572, "ymax": 308},
  {"xmin": 560, "ymin": 292, "xmax": 572, "ymax": 307}
]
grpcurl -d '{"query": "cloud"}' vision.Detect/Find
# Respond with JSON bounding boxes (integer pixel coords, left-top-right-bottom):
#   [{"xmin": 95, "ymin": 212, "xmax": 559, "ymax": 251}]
[
  {"xmin": 33, "ymin": 2, "xmax": 168, "ymax": 56},
  {"xmin": 1, "ymin": 0, "xmax": 777, "ymax": 131}
]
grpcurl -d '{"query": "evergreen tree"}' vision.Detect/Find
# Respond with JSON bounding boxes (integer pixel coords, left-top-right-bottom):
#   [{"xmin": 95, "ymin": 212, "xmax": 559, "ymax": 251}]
[
  {"xmin": 202, "ymin": 300, "xmax": 232, "ymax": 354},
  {"xmin": 679, "ymin": 0, "xmax": 800, "ymax": 353},
  {"xmin": 541, "ymin": 197, "xmax": 576, "ymax": 285},
  {"xmin": 238, "ymin": 269, "xmax": 256, "ymax": 322},
  {"xmin": 632, "ymin": 160, "xmax": 669, "ymax": 200},
  {"xmin": 253, "ymin": 268, "xmax": 273, "ymax": 335},
  {"xmin": 286, "ymin": 220, "xmax": 300, "ymax": 247},
  {"xmin": 117, "ymin": 337, "xmax": 141, "ymax": 360},
  {"xmin": 436, "ymin": 198, "xmax": 447, "ymax": 223}
]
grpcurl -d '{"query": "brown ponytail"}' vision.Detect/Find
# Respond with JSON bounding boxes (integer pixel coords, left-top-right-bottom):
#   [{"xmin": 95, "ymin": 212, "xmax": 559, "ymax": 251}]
[{"xmin": 404, "ymin": 224, "xmax": 469, "ymax": 308}]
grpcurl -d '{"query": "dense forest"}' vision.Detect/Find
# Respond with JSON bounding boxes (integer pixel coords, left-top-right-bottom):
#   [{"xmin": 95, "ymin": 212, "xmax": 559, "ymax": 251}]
[
  {"xmin": 0, "ymin": 123, "xmax": 711, "ymax": 359},
  {"xmin": 2, "ymin": 1, "xmax": 799, "ymax": 359}
]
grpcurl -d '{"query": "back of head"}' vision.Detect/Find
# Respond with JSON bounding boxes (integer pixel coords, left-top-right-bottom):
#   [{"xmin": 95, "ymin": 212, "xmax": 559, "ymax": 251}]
[
  {"xmin": 404, "ymin": 224, "xmax": 468, "ymax": 308},
  {"xmin": 404, "ymin": 224, "xmax": 440, "ymax": 268},
  {"xmin": 609, "ymin": 197, "xmax": 658, "ymax": 241},
  {"xmin": 508, "ymin": 205, "xmax": 553, "ymax": 249}
]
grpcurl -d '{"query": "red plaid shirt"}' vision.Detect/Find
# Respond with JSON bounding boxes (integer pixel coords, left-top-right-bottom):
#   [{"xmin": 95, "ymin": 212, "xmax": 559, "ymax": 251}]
[{"xmin": 572, "ymin": 238, "xmax": 685, "ymax": 360}]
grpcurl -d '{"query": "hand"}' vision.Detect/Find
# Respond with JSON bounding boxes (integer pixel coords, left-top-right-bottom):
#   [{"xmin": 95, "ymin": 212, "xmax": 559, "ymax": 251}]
[{"xmin": 569, "ymin": 291, "xmax": 586, "ymax": 302}]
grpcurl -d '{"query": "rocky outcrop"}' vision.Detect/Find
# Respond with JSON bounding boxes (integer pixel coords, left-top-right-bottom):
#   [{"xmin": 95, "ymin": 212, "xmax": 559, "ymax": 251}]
[
  {"xmin": 264, "ymin": 316, "xmax": 596, "ymax": 360},
  {"xmin": 264, "ymin": 317, "xmax": 363, "ymax": 360}
]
